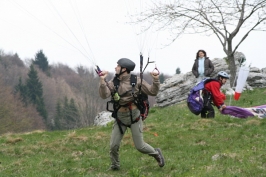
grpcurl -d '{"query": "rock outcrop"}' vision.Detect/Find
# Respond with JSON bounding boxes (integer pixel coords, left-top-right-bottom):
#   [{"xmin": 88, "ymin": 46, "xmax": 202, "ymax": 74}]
[
  {"xmin": 94, "ymin": 52, "xmax": 266, "ymax": 125},
  {"xmin": 94, "ymin": 111, "xmax": 113, "ymax": 126},
  {"xmin": 156, "ymin": 52, "xmax": 266, "ymax": 107}
]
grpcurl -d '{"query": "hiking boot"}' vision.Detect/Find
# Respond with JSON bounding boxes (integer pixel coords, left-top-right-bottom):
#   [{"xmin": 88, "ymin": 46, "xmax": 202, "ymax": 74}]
[
  {"xmin": 109, "ymin": 165, "xmax": 120, "ymax": 171},
  {"xmin": 154, "ymin": 148, "xmax": 165, "ymax": 167}
]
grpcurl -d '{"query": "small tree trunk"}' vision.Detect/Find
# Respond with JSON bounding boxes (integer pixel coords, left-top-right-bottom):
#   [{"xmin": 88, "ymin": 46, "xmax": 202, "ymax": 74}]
[{"xmin": 228, "ymin": 55, "xmax": 236, "ymax": 87}]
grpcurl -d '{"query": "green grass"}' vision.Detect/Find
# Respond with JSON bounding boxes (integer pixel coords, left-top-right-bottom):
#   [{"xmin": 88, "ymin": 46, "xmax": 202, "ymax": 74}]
[{"xmin": 1, "ymin": 88, "xmax": 266, "ymax": 177}]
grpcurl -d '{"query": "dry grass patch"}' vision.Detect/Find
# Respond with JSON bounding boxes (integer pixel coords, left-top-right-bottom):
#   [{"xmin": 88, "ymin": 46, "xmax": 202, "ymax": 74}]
[
  {"xmin": 94, "ymin": 131, "xmax": 108, "ymax": 140},
  {"xmin": 24, "ymin": 130, "xmax": 45, "ymax": 135},
  {"xmin": 41, "ymin": 158, "xmax": 54, "ymax": 166},
  {"xmin": 1, "ymin": 132, "xmax": 16, "ymax": 137},
  {"xmin": 122, "ymin": 133, "xmax": 133, "ymax": 146},
  {"xmin": 12, "ymin": 159, "xmax": 25, "ymax": 167},
  {"xmin": 195, "ymin": 140, "xmax": 207, "ymax": 146},
  {"xmin": 245, "ymin": 119, "xmax": 261, "ymax": 126},
  {"xmin": 5, "ymin": 137, "xmax": 23, "ymax": 144},
  {"xmin": 190, "ymin": 119, "xmax": 215, "ymax": 130},
  {"xmin": 84, "ymin": 149, "xmax": 98, "ymax": 157},
  {"xmin": 66, "ymin": 131, "xmax": 77, "ymax": 139},
  {"xmin": 64, "ymin": 131, "xmax": 88, "ymax": 142},
  {"xmin": 226, "ymin": 123, "xmax": 242, "ymax": 127},
  {"xmin": 71, "ymin": 151, "xmax": 84, "ymax": 161}
]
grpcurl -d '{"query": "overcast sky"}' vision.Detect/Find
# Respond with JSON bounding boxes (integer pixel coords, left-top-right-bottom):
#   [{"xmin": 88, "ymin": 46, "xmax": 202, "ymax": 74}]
[{"xmin": 1, "ymin": 0, "xmax": 266, "ymax": 75}]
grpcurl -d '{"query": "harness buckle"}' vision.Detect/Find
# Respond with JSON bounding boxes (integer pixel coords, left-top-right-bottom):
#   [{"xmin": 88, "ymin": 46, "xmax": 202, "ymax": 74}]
[{"xmin": 106, "ymin": 100, "xmax": 115, "ymax": 112}]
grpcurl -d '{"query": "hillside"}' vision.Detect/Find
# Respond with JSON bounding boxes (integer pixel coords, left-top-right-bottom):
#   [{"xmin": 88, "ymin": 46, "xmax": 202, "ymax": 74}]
[
  {"xmin": 0, "ymin": 51, "xmax": 173, "ymax": 134},
  {"xmin": 1, "ymin": 87, "xmax": 266, "ymax": 176}
]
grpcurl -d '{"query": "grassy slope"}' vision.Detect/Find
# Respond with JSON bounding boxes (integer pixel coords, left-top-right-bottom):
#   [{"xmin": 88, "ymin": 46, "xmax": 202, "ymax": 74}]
[{"xmin": 1, "ymin": 88, "xmax": 266, "ymax": 177}]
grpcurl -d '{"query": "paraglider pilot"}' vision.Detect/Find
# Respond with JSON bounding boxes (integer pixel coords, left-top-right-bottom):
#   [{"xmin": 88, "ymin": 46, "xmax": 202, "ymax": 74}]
[
  {"xmin": 201, "ymin": 71, "xmax": 230, "ymax": 118},
  {"xmin": 98, "ymin": 58, "xmax": 165, "ymax": 170}
]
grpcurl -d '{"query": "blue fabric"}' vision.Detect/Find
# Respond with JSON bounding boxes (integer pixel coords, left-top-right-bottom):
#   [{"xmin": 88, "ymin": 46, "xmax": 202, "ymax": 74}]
[{"xmin": 198, "ymin": 57, "xmax": 205, "ymax": 76}]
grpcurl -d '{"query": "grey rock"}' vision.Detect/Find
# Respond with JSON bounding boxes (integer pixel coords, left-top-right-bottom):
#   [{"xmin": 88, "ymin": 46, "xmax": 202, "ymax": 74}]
[
  {"xmin": 94, "ymin": 111, "xmax": 113, "ymax": 126},
  {"xmin": 156, "ymin": 55, "xmax": 266, "ymax": 107},
  {"xmin": 95, "ymin": 52, "xmax": 266, "ymax": 124}
]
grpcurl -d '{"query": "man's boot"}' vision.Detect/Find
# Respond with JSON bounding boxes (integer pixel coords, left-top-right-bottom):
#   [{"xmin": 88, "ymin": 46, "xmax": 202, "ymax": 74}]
[{"xmin": 153, "ymin": 148, "xmax": 165, "ymax": 167}]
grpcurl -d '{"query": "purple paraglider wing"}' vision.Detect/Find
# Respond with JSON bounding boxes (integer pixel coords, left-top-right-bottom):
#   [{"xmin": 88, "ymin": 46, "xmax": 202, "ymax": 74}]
[
  {"xmin": 221, "ymin": 106, "xmax": 254, "ymax": 118},
  {"xmin": 244, "ymin": 105, "xmax": 266, "ymax": 119}
]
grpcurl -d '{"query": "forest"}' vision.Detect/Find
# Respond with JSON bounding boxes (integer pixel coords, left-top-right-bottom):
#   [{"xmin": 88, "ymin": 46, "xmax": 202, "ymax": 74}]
[{"xmin": 0, "ymin": 49, "xmax": 170, "ymax": 134}]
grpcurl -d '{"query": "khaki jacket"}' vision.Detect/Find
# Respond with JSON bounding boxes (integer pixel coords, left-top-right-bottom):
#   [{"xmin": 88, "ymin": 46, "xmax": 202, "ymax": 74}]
[{"xmin": 99, "ymin": 73, "xmax": 160, "ymax": 106}]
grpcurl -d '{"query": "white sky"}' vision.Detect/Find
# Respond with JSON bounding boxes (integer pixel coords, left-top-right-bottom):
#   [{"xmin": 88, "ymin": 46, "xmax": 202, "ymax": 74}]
[{"xmin": 1, "ymin": 0, "xmax": 266, "ymax": 75}]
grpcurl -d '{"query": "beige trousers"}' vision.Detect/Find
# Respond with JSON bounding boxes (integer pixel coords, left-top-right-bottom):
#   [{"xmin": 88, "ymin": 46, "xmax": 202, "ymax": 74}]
[{"xmin": 109, "ymin": 109, "xmax": 158, "ymax": 168}]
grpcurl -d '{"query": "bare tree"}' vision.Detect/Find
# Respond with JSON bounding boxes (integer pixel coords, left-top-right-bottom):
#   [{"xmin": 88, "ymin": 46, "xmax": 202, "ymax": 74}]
[{"xmin": 134, "ymin": 0, "xmax": 266, "ymax": 86}]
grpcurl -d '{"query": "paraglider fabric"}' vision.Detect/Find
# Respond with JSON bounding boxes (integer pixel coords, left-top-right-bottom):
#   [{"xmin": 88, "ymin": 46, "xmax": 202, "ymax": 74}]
[
  {"xmin": 221, "ymin": 106, "xmax": 254, "ymax": 118},
  {"xmin": 221, "ymin": 105, "xmax": 266, "ymax": 119},
  {"xmin": 244, "ymin": 105, "xmax": 266, "ymax": 119}
]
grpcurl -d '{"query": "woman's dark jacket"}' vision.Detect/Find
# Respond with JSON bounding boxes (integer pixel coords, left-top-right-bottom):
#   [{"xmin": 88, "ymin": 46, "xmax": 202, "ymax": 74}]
[{"xmin": 192, "ymin": 57, "xmax": 214, "ymax": 78}]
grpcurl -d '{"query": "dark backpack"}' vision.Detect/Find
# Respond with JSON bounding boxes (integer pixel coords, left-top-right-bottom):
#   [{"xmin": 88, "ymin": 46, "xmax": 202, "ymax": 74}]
[
  {"xmin": 187, "ymin": 78, "xmax": 217, "ymax": 115},
  {"xmin": 113, "ymin": 74, "xmax": 150, "ymax": 120}
]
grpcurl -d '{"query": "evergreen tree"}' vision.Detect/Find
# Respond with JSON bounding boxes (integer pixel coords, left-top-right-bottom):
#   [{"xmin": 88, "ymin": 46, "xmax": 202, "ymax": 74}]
[
  {"xmin": 63, "ymin": 96, "xmax": 69, "ymax": 121},
  {"xmin": 69, "ymin": 98, "xmax": 79, "ymax": 119},
  {"xmin": 33, "ymin": 50, "xmax": 50, "ymax": 75},
  {"xmin": 55, "ymin": 97, "xmax": 80, "ymax": 130},
  {"xmin": 14, "ymin": 64, "xmax": 48, "ymax": 126},
  {"xmin": 64, "ymin": 97, "xmax": 77, "ymax": 128},
  {"xmin": 15, "ymin": 77, "xmax": 29, "ymax": 106},
  {"xmin": 54, "ymin": 101, "xmax": 62, "ymax": 130},
  {"xmin": 26, "ymin": 64, "xmax": 48, "ymax": 122},
  {"xmin": 27, "ymin": 65, "xmax": 43, "ymax": 104},
  {"xmin": 176, "ymin": 67, "xmax": 181, "ymax": 74},
  {"xmin": 159, "ymin": 73, "xmax": 165, "ymax": 84}
]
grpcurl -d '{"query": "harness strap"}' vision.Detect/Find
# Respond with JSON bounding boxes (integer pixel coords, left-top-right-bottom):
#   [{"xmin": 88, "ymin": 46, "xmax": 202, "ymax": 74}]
[
  {"xmin": 114, "ymin": 102, "xmax": 141, "ymax": 134},
  {"xmin": 128, "ymin": 102, "xmax": 134, "ymax": 124},
  {"xmin": 116, "ymin": 119, "xmax": 125, "ymax": 134},
  {"xmin": 130, "ymin": 74, "xmax": 137, "ymax": 93},
  {"xmin": 202, "ymin": 90, "xmax": 212, "ymax": 107},
  {"xmin": 111, "ymin": 75, "xmax": 141, "ymax": 134},
  {"xmin": 115, "ymin": 116, "xmax": 141, "ymax": 134}
]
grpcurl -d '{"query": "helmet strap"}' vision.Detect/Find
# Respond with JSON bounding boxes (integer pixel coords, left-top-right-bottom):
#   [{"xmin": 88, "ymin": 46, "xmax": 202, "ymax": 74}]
[
  {"xmin": 117, "ymin": 67, "xmax": 127, "ymax": 77},
  {"xmin": 219, "ymin": 76, "xmax": 228, "ymax": 85}
]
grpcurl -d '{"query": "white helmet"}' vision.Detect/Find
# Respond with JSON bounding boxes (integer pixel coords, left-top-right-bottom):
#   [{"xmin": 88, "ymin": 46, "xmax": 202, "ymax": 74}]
[{"xmin": 217, "ymin": 71, "xmax": 230, "ymax": 79}]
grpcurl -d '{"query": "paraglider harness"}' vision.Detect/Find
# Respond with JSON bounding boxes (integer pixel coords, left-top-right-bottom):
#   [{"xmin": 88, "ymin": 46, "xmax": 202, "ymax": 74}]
[
  {"xmin": 187, "ymin": 78, "xmax": 218, "ymax": 115},
  {"xmin": 95, "ymin": 54, "xmax": 158, "ymax": 134},
  {"xmin": 107, "ymin": 74, "xmax": 149, "ymax": 134}
]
